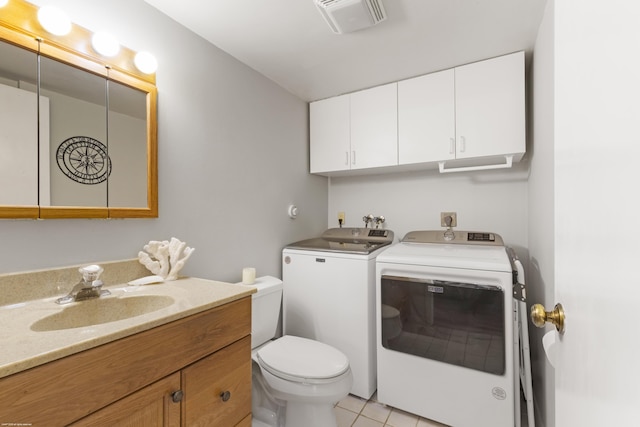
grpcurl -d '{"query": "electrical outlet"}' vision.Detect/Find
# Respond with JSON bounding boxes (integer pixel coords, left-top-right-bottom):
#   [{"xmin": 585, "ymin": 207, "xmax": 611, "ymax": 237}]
[
  {"xmin": 440, "ymin": 212, "xmax": 457, "ymax": 227},
  {"xmin": 338, "ymin": 211, "xmax": 345, "ymax": 225}
]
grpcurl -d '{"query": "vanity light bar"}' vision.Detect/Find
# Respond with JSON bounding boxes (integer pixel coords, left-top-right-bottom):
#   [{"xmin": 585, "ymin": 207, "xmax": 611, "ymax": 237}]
[{"xmin": 0, "ymin": 0, "xmax": 157, "ymax": 82}]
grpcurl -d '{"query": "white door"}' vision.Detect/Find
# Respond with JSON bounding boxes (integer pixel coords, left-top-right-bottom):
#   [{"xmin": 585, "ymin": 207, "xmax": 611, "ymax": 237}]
[{"xmin": 553, "ymin": 1, "xmax": 640, "ymax": 425}]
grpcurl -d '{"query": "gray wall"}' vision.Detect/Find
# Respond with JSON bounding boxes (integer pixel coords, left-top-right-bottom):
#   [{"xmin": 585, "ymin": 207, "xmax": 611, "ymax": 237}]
[{"xmin": 0, "ymin": 0, "xmax": 328, "ymax": 282}]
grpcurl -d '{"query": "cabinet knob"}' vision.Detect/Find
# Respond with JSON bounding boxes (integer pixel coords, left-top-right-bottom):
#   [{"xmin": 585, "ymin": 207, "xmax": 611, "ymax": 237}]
[
  {"xmin": 220, "ymin": 390, "xmax": 231, "ymax": 402},
  {"xmin": 171, "ymin": 390, "xmax": 184, "ymax": 403}
]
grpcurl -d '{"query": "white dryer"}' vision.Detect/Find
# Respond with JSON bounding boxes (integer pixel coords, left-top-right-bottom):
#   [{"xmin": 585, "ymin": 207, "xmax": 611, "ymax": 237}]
[
  {"xmin": 375, "ymin": 230, "xmax": 530, "ymax": 427},
  {"xmin": 282, "ymin": 227, "xmax": 394, "ymax": 399}
]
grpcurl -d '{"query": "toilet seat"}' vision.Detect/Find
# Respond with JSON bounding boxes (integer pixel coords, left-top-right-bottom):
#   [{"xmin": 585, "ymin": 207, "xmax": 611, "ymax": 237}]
[{"xmin": 257, "ymin": 335, "xmax": 350, "ymax": 384}]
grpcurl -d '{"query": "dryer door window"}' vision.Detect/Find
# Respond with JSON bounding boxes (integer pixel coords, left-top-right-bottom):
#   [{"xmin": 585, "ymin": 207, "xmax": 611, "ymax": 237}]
[{"xmin": 381, "ymin": 275, "xmax": 505, "ymax": 375}]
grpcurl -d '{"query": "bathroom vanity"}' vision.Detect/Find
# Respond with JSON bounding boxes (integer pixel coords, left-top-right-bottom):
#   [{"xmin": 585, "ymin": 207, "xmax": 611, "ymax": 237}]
[{"xmin": 0, "ymin": 273, "xmax": 254, "ymax": 426}]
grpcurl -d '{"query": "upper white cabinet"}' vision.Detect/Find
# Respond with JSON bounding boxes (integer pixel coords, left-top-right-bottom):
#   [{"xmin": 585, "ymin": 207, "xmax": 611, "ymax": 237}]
[
  {"xmin": 453, "ymin": 51, "xmax": 525, "ymax": 162},
  {"xmin": 398, "ymin": 69, "xmax": 456, "ymax": 164},
  {"xmin": 310, "ymin": 83, "xmax": 398, "ymax": 174},
  {"xmin": 398, "ymin": 51, "xmax": 525, "ymax": 172},
  {"xmin": 350, "ymin": 82, "xmax": 398, "ymax": 170},
  {"xmin": 310, "ymin": 94, "xmax": 350, "ymax": 174},
  {"xmin": 311, "ymin": 51, "xmax": 525, "ymax": 175}
]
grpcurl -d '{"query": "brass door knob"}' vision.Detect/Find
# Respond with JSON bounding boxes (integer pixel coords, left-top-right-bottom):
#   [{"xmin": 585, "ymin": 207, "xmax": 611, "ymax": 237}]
[{"xmin": 530, "ymin": 303, "xmax": 565, "ymax": 333}]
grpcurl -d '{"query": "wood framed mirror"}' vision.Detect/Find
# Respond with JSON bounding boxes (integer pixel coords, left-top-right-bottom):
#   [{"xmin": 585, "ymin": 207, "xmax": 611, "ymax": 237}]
[{"xmin": 0, "ymin": 0, "xmax": 157, "ymax": 219}]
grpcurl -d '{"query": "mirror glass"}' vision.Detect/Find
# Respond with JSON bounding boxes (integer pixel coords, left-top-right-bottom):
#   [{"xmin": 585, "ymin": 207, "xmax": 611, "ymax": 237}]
[
  {"xmin": 0, "ymin": 40, "xmax": 39, "ymax": 206},
  {"xmin": 40, "ymin": 55, "xmax": 108, "ymax": 207},
  {"xmin": 107, "ymin": 80, "xmax": 148, "ymax": 208},
  {"xmin": 0, "ymin": 0, "xmax": 157, "ymax": 218}
]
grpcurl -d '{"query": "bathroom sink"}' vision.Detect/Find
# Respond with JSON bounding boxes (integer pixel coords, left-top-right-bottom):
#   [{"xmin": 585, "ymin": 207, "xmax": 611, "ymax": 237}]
[{"xmin": 30, "ymin": 295, "xmax": 175, "ymax": 332}]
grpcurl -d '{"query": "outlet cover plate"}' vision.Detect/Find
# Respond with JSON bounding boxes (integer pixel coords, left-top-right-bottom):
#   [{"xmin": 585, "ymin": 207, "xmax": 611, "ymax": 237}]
[{"xmin": 440, "ymin": 212, "xmax": 457, "ymax": 227}]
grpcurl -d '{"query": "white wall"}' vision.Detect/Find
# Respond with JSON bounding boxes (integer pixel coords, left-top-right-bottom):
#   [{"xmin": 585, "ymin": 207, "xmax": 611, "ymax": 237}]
[
  {"xmin": 328, "ymin": 163, "xmax": 529, "ymax": 253},
  {"xmin": 0, "ymin": 0, "xmax": 328, "ymax": 283},
  {"xmin": 528, "ymin": 1, "xmax": 555, "ymax": 426}
]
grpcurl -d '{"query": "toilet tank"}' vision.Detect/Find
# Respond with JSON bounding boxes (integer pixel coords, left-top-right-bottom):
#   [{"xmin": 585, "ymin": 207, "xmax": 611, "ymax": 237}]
[{"xmin": 247, "ymin": 276, "xmax": 283, "ymax": 349}]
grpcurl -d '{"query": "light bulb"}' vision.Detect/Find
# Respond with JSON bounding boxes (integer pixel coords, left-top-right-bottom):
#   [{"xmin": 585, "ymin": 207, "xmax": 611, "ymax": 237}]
[
  {"xmin": 37, "ymin": 5, "xmax": 72, "ymax": 36},
  {"xmin": 134, "ymin": 51, "xmax": 158, "ymax": 74},
  {"xmin": 92, "ymin": 32, "xmax": 120, "ymax": 57}
]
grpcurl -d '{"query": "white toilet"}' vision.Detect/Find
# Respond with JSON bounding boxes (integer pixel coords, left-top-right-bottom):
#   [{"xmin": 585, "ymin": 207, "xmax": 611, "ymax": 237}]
[{"xmin": 247, "ymin": 276, "xmax": 353, "ymax": 427}]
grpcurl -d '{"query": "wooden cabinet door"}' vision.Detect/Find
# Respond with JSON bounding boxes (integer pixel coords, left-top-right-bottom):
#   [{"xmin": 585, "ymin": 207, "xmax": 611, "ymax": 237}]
[
  {"xmin": 454, "ymin": 51, "xmax": 525, "ymax": 160},
  {"xmin": 398, "ymin": 69, "xmax": 455, "ymax": 164},
  {"xmin": 236, "ymin": 413, "xmax": 252, "ymax": 426},
  {"xmin": 70, "ymin": 373, "xmax": 181, "ymax": 427},
  {"xmin": 350, "ymin": 82, "xmax": 398, "ymax": 170},
  {"xmin": 310, "ymin": 94, "xmax": 351, "ymax": 173},
  {"xmin": 182, "ymin": 336, "xmax": 252, "ymax": 427}
]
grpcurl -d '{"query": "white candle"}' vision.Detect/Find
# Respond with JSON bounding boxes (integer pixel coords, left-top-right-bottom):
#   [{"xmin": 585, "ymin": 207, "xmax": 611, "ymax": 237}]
[{"xmin": 242, "ymin": 267, "xmax": 256, "ymax": 285}]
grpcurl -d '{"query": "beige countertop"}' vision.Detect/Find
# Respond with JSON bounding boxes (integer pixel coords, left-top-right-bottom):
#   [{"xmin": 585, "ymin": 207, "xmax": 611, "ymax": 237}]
[{"xmin": 0, "ymin": 277, "xmax": 255, "ymax": 379}]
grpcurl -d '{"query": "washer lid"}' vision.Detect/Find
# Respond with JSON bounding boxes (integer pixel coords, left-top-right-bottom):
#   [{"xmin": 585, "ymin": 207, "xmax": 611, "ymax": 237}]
[
  {"xmin": 257, "ymin": 335, "xmax": 350, "ymax": 380},
  {"xmin": 285, "ymin": 227, "xmax": 394, "ymax": 255},
  {"xmin": 376, "ymin": 238, "xmax": 512, "ymax": 273}
]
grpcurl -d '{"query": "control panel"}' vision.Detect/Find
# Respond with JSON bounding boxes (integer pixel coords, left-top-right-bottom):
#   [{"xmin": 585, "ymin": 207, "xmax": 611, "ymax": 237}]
[
  {"xmin": 322, "ymin": 227, "xmax": 393, "ymax": 244},
  {"xmin": 467, "ymin": 232, "xmax": 496, "ymax": 242},
  {"xmin": 402, "ymin": 230, "xmax": 504, "ymax": 246}
]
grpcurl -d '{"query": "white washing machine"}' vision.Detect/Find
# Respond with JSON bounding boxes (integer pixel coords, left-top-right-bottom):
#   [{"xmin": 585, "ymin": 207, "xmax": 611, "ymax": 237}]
[
  {"xmin": 375, "ymin": 230, "xmax": 527, "ymax": 427},
  {"xmin": 282, "ymin": 227, "xmax": 394, "ymax": 399}
]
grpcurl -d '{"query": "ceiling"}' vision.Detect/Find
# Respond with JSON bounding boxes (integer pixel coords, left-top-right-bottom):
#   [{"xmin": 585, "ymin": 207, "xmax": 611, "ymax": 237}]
[{"xmin": 144, "ymin": 0, "xmax": 547, "ymax": 102}]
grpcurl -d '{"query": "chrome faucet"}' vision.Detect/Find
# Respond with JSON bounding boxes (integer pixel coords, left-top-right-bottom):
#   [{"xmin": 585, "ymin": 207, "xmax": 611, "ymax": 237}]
[
  {"xmin": 362, "ymin": 214, "xmax": 374, "ymax": 228},
  {"xmin": 373, "ymin": 216, "xmax": 385, "ymax": 229},
  {"xmin": 56, "ymin": 265, "xmax": 111, "ymax": 304}
]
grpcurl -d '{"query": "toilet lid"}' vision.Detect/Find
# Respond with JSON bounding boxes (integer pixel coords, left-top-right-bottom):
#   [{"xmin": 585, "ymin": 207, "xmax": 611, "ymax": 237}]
[{"xmin": 257, "ymin": 335, "xmax": 350, "ymax": 381}]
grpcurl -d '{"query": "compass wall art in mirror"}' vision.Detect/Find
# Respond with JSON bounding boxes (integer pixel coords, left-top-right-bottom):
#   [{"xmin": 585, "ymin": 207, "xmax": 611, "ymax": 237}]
[{"xmin": 0, "ymin": 0, "xmax": 157, "ymax": 219}]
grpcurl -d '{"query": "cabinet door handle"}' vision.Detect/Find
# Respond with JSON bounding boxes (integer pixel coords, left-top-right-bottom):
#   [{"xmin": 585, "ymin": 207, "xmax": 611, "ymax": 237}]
[
  {"xmin": 352, "ymin": 151, "xmax": 356, "ymax": 165},
  {"xmin": 459, "ymin": 136, "xmax": 466, "ymax": 153},
  {"xmin": 345, "ymin": 151, "xmax": 349, "ymax": 166},
  {"xmin": 449, "ymin": 138, "xmax": 455, "ymax": 154},
  {"xmin": 220, "ymin": 390, "xmax": 231, "ymax": 402},
  {"xmin": 171, "ymin": 390, "xmax": 184, "ymax": 403}
]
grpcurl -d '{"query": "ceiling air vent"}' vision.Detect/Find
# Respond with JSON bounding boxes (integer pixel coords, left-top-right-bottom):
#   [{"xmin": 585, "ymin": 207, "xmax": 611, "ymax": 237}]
[{"xmin": 314, "ymin": 0, "xmax": 387, "ymax": 34}]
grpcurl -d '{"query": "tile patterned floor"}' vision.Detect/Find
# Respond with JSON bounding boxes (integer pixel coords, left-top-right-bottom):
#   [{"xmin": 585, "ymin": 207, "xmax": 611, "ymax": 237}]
[
  {"xmin": 334, "ymin": 392, "xmax": 531, "ymax": 427},
  {"xmin": 334, "ymin": 393, "xmax": 448, "ymax": 427}
]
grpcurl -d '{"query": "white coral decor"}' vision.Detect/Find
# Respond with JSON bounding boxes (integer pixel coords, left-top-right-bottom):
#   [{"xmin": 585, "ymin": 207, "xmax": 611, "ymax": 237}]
[{"xmin": 138, "ymin": 237, "xmax": 195, "ymax": 281}]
